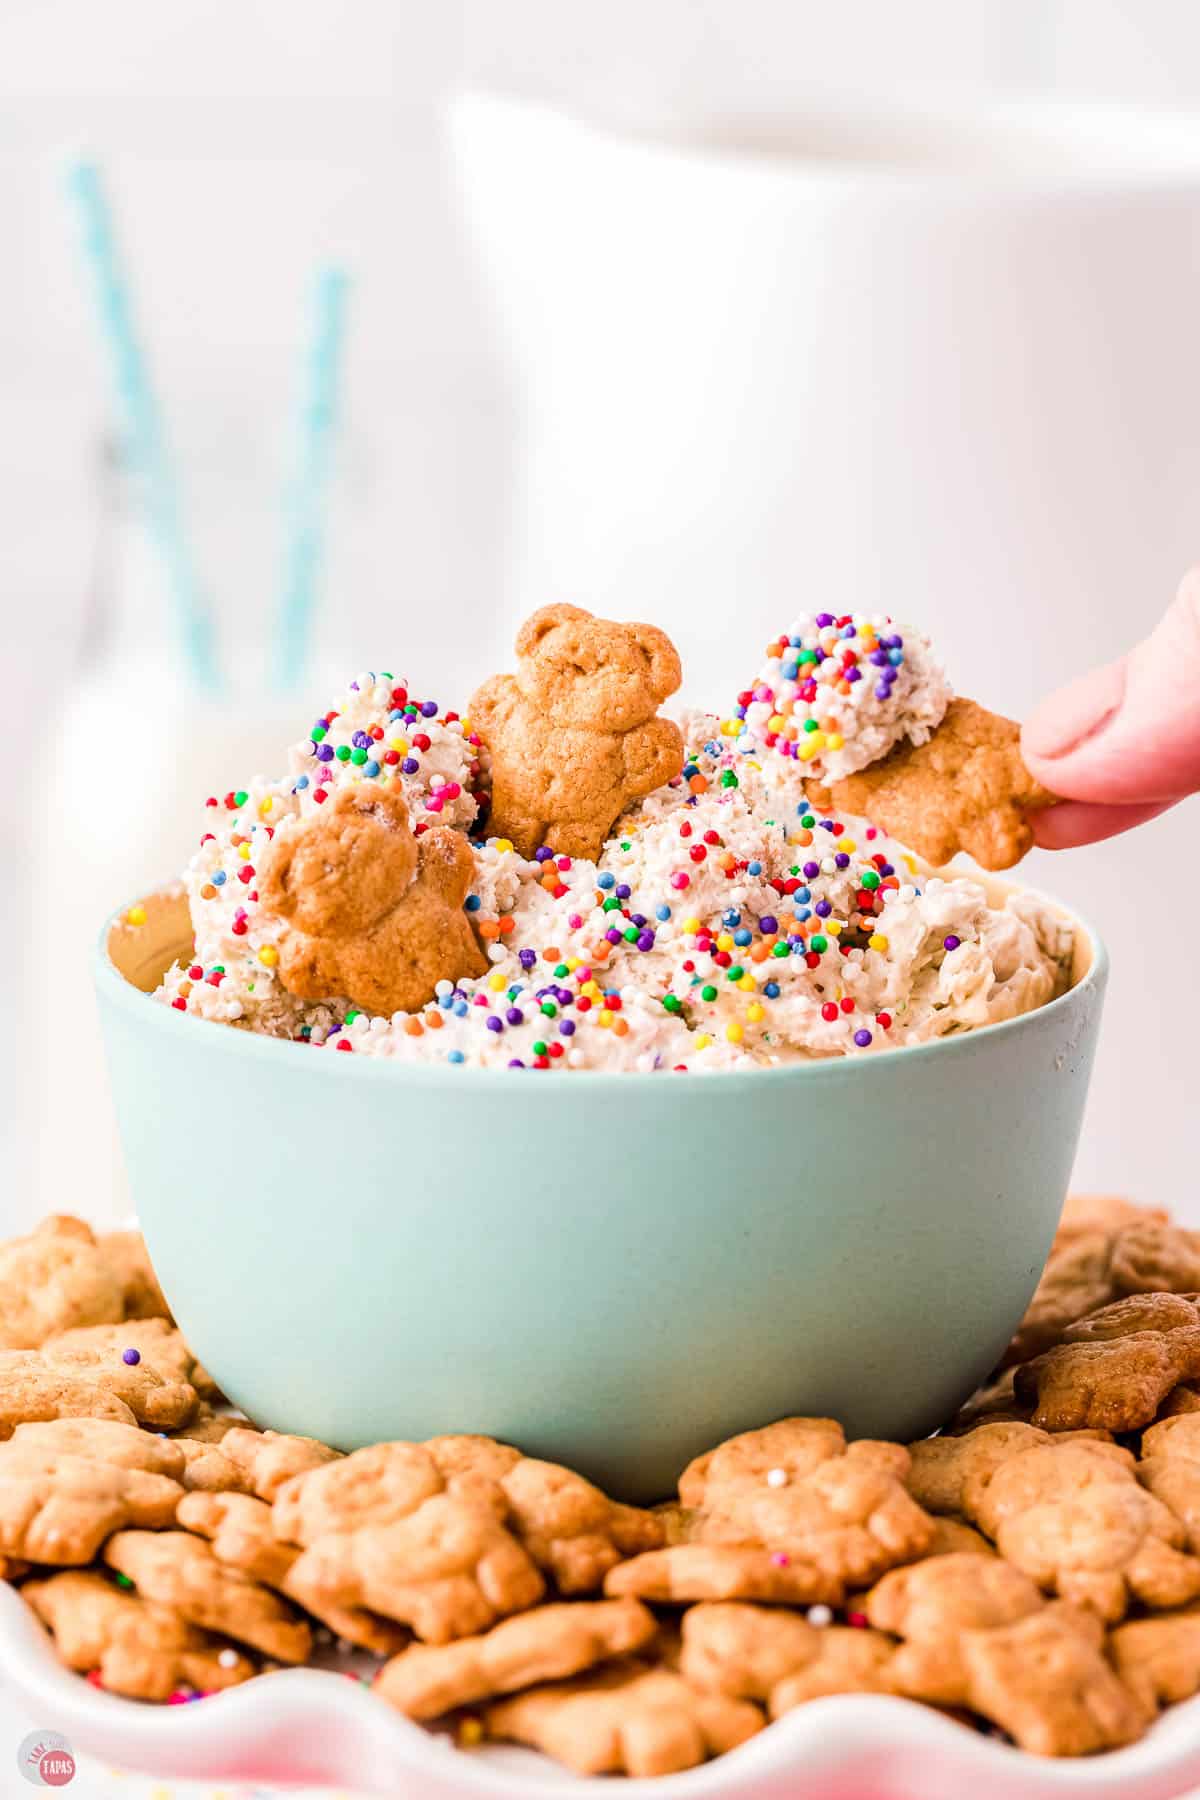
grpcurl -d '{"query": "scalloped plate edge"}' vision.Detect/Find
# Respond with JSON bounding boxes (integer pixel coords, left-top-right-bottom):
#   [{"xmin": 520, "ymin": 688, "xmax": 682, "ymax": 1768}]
[{"xmin": 4, "ymin": 1588, "xmax": 1200, "ymax": 1798}]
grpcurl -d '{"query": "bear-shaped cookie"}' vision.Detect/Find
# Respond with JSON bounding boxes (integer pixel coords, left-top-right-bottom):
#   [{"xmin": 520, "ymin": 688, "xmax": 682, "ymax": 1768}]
[
  {"xmin": 469, "ymin": 605, "xmax": 685, "ymax": 861},
  {"xmin": 258, "ymin": 783, "xmax": 487, "ymax": 1018}
]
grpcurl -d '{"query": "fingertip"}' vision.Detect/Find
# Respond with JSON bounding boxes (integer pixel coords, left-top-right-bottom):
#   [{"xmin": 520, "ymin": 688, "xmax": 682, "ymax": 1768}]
[
  {"xmin": 1020, "ymin": 662, "xmax": 1126, "ymax": 767},
  {"xmin": 1031, "ymin": 800, "xmax": 1171, "ymax": 851}
]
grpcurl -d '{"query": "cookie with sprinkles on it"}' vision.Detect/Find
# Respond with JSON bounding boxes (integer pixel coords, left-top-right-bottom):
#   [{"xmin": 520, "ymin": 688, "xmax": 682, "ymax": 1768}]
[
  {"xmin": 732, "ymin": 611, "xmax": 952, "ymax": 786},
  {"xmin": 731, "ymin": 614, "xmax": 1056, "ymax": 870}
]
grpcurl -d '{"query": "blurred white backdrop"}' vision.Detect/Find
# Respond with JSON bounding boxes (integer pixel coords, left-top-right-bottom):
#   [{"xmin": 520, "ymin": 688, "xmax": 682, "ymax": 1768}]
[{"xmin": 4, "ymin": 0, "xmax": 1200, "ymax": 1230}]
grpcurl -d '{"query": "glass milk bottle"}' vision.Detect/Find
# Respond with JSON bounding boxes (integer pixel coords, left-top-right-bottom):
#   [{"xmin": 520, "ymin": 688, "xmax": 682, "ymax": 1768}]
[{"xmin": 26, "ymin": 432, "xmax": 359, "ymax": 1228}]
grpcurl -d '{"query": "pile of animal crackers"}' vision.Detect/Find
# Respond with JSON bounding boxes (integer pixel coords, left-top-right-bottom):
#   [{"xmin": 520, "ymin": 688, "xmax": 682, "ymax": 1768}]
[{"xmin": 7, "ymin": 1198, "xmax": 1200, "ymax": 1776}]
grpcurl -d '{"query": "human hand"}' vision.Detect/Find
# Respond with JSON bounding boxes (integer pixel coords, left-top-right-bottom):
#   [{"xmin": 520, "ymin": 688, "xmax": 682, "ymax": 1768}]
[{"xmin": 1021, "ymin": 569, "xmax": 1200, "ymax": 849}]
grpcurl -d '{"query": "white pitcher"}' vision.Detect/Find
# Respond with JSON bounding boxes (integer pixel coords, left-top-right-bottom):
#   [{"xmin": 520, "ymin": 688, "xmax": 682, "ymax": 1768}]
[
  {"xmin": 449, "ymin": 90, "xmax": 1200, "ymax": 1214},
  {"xmin": 449, "ymin": 90, "xmax": 1200, "ymax": 700}
]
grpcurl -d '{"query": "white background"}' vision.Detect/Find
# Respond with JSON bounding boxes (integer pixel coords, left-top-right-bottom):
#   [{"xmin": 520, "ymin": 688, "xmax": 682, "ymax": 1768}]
[{"xmin": 2, "ymin": 5, "xmax": 1200, "ymax": 1787}]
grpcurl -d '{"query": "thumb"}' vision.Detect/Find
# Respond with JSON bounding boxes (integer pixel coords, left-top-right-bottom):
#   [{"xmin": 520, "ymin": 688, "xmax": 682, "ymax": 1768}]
[{"xmin": 1022, "ymin": 568, "xmax": 1200, "ymax": 805}]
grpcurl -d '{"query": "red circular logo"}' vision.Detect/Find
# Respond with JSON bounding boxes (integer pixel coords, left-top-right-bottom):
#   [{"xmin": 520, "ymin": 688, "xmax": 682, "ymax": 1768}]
[
  {"xmin": 37, "ymin": 1752, "xmax": 75, "ymax": 1789},
  {"xmin": 17, "ymin": 1733, "xmax": 75, "ymax": 1789}
]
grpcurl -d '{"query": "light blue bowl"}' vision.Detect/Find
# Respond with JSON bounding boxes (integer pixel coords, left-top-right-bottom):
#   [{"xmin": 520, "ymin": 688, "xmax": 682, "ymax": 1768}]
[{"xmin": 96, "ymin": 886, "xmax": 1106, "ymax": 1502}]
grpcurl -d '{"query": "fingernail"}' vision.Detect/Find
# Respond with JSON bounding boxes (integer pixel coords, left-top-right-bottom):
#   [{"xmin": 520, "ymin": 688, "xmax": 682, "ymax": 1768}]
[{"xmin": 1022, "ymin": 660, "xmax": 1126, "ymax": 760}]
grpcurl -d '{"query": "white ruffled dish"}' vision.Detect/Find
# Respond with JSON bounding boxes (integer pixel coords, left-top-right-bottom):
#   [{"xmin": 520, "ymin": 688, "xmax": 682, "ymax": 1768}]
[{"xmin": 3, "ymin": 1586, "xmax": 1200, "ymax": 1800}]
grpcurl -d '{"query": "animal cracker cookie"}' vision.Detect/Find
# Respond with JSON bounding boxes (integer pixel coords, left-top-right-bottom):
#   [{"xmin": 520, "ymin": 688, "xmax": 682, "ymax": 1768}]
[
  {"xmin": 469, "ymin": 604, "xmax": 685, "ymax": 860},
  {"xmin": 604, "ymin": 1544, "xmax": 841, "ymax": 1609},
  {"xmin": 96, "ymin": 1229, "xmax": 172, "ymax": 1321},
  {"xmin": 653, "ymin": 1501, "xmax": 701, "ymax": 1546},
  {"xmin": 287, "ymin": 1493, "xmax": 545, "ymax": 1643},
  {"xmin": 423, "ymin": 1433, "xmax": 522, "ymax": 1484},
  {"xmin": 5, "ymin": 1344, "xmax": 198, "ymax": 1431},
  {"xmin": 44, "ymin": 1319, "xmax": 217, "ymax": 1399},
  {"xmin": 103, "ymin": 1529, "xmax": 313, "ymax": 1663},
  {"xmin": 9, "ymin": 1417, "xmax": 187, "ymax": 1481},
  {"xmin": 0, "ymin": 1438, "xmax": 182, "ymax": 1564},
  {"xmin": 167, "ymin": 1411, "xmax": 263, "ymax": 1488},
  {"xmin": 178, "ymin": 1492, "xmax": 298, "ymax": 1584},
  {"xmin": 273, "ymin": 1439, "xmax": 649, "ymax": 1591},
  {"xmin": 679, "ymin": 1418, "xmax": 853, "ymax": 1512},
  {"xmin": 958, "ymin": 1603, "xmax": 1149, "ymax": 1756},
  {"xmin": 215, "ymin": 1428, "xmax": 339, "ymax": 1502},
  {"xmin": 1109, "ymin": 1608, "xmax": 1200, "ymax": 1712},
  {"xmin": 906, "ymin": 1422, "xmax": 1051, "ymax": 1517},
  {"xmin": 1111, "ymin": 1220, "xmax": 1200, "ymax": 1296},
  {"xmin": 1066, "ymin": 1293, "xmax": 1200, "ymax": 1342},
  {"xmin": 681, "ymin": 1419, "xmax": 932, "ymax": 1586},
  {"xmin": 943, "ymin": 1370, "xmax": 1032, "ymax": 1434},
  {"xmin": 700, "ymin": 1458, "xmax": 934, "ymax": 1588},
  {"xmin": 678, "ymin": 1601, "xmax": 894, "ymax": 1711},
  {"xmin": 1136, "ymin": 1415, "xmax": 1200, "ymax": 1559},
  {"xmin": 678, "ymin": 1602, "xmax": 822, "ymax": 1701},
  {"xmin": 964, "ymin": 1438, "xmax": 1200, "ymax": 1621},
  {"xmin": 177, "ymin": 1490, "xmax": 407, "ymax": 1656},
  {"xmin": 1052, "ymin": 1195, "xmax": 1166, "ymax": 1255},
  {"xmin": 840, "ymin": 1520, "xmax": 997, "ymax": 1627},
  {"xmin": 0, "ymin": 1216, "xmax": 124, "ymax": 1350},
  {"xmin": 1012, "ymin": 1294, "xmax": 1200, "ymax": 1432},
  {"xmin": 373, "ymin": 1597, "xmax": 657, "ymax": 1720},
  {"xmin": 499, "ymin": 1459, "xmax": 664, "ymax": 1595},
  {"xmin": 173, "ymin": 1437, "xmax": 255, "ymax": 1493},
  {"xmin": 920, "ymin": 1517, "xmax": 996, "ymax": 1558},
  {"xmin": 1158, "ymin": 1383, "xmax": 1200, "ymax": 1420},
  {"xmin": 1001, "ymin": 1199, "xmax": 1177, "ymax": 1374},
  {"xmin": 806, "ymin": 698, "xmax": 1056, "ymax": 871},
  {"xmin": 1142, "ymin": 1412, "xmax": 1200, "ymax": 1463},
  {"xmin": 273, "ymin": 1442, "xmax": 451, "ymax": 1545},
  {"xmin": 173, "ymin": 1405, "xmax": 250, "ymax": 1445},
  {"xmin": 865, "ymin": 1552, "xmax": 1044, "ymax": 1705},
  {"xmin": 330, "ymin": 1436, "xmax": 668, "ymax": 1593},
  {"xmin": 258, "ymin": 782, "xmax": 486, "ymax": 1018},
  {"xmin": 1001, "ymin": 1233, "xmax": 1120, "ymax": 1368},
  {"xmin": 483, "ymin": 1662, "xmax": 763, "ymax": 1778},
  {"xmin": 0, "ymin": 1361, "xmax": 138, "ymax": 1440},
  {"xmin": 24, "ymin": 1570, "xmax": 255, "ymax": 1699},
  {"xmin": 768, "ymin": 1631, "xmax": 898, "ymax": 1716}
]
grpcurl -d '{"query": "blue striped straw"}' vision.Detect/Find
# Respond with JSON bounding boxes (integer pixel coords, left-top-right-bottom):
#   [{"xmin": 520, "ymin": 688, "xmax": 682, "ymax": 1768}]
[
  {"xmin": 272, "ymin": 266, "xmax": 351, "ymax": 692},
  {"xmin": 64, "ymin": 158, "xmax": 222, "ymax": 693}
]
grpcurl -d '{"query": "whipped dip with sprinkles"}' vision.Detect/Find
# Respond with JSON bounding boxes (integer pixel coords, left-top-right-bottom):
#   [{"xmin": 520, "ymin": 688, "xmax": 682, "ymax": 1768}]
[
  {"xmin": 730, "ymin": 612, "xmax": 952, "ymax": 785},
  {"xmin": 287, "ymin": 669, "xmax": 482, "ymax": 830},
  {"xmin": 150, "ymin": 663, "xmax": 1071, "ymax": 1072}
]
